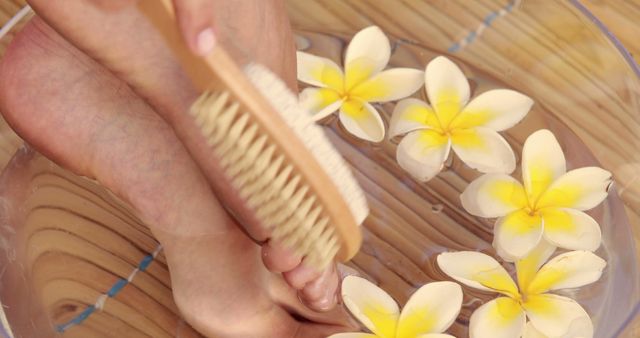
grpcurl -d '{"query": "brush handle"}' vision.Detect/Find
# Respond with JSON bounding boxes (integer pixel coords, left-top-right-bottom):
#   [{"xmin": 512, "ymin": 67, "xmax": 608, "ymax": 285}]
[{"xmin": 137, "ymin": 0, "xmax": 363, "ymax": 263}]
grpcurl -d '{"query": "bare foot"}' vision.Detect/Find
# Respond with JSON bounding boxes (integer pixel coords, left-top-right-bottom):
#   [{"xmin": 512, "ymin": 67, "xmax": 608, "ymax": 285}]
[{"xmin": 0, "ymin": 7, "xmax": 351, "ymax": 338}]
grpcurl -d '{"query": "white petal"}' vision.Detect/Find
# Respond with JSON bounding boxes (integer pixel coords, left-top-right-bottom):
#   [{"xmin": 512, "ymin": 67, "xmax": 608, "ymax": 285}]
[
  {"xmin": 460, "ymin": 174, "xmax": 527, "ymax": 218},
  {"xmin": 469, "ymin": 297, "xmax": 526, "ymax": 338},
  {"xmin": 536, "ymin": 167, "xmax": 612, "ymax": 211},
  {"xmin": 540, "ymin": 208, "xmax": 602, "ymax": 252},
  {"xmin": 389, "ymin": 98, "xmax": 438, "ymax": 138},
  {"xmin": 515, "ymin": 240, "xmax": 557, "ymax": 292},
  {"xmin": 299, "ymin": 87, "xmax": 342, "ymax": 120},
  {"xmin": 350, "ymin": 68, "xmax": 424, "ymax": 102},
  {"xmin": 563, "ymin": 316, "xmax": 594, "ymax": 338},
  {"xmin": 493, "ymin": 209, "xmax": 543, "ymax": 260},
  {"xmin": 495, "ymin": 242, "xmax": 520, "ymax": 264},
  {"xmin": 328, "ymin": 334, "xmax": 378, "ymax": 338},
  {"xmin": 453, "ymin": 89, "xmax": 533, "ymax": 131},
  {"xmin": 397, "ymin": 282, "xmax": 462, "ymax": 336},
  {"xmin": 396, "ymin": 130, "xmax": 451, "ymax": 182},
  {"xmin": 341, "ymin": 276, "xmax": 399, "ymax": 337},
  {"xmin": 345, "ymin": 26, "xmax": 390, "ymax": 81},
  {"xmin": 521, "ymin": 130, "xmax": 566, "ymax": 204},
  {"xmin": 338, "ymin": 100, "xmax": 385, "ymax": 142},
  {"xmin": 425, "ymin": 56, "xmax": 470, "ymax": 125},
  {"xmin": 523, "ymin": 319, "xmax": 594, "ymax": 338},
  {"xmin": 523, "ymin": 294, "xmax": 590, "ymax": 338},
  {"xmin": 522, "ymin": 322, "xmax": 546, "ymax": 338},
  {"xmin": 297, "ymin": 51, "xmax": 344, "ymax": 89},
  {"xmin": 437, "ymin": 251, "xmax": 518, "ymax": 296},
  {"xmin": 450, "ymin": 127, "xmax": 516, "ymax": 174},
  {"xmin": 526, "ymin": 250, "xmax": 606, "ymax": 294}
]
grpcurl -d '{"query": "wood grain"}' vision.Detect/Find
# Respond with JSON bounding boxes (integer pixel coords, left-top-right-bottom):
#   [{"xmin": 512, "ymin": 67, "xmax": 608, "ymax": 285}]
[{"xmin": 0, "ymin": 152, "xmax": 203, "ymax": 337}]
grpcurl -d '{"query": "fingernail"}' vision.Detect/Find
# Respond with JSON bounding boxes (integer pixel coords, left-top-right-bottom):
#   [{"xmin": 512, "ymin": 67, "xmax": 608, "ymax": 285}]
[{"xmin": 196, "ymin": 28, "xmax": 216, "ymax": 55}]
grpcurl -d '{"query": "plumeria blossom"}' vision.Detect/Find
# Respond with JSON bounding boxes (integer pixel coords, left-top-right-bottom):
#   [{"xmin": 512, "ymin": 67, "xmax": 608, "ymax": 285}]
[
  {"xmin": 437, "ymin": 243, "xmax": 605, "ymax": 338},
  {"xmin": 297, "ymin": 26, "xmax": 424, "ymax": 142},
  {"xmin": 329, "ymin": 276, "xmax": 462, "ymax": 338},
  {"xmin": 388, "ymin": 56, "xmax": 533, "ymax": 181},
  {"xmin": 460, "ymin": 129, "xmax": 612, "ymax": 260}
]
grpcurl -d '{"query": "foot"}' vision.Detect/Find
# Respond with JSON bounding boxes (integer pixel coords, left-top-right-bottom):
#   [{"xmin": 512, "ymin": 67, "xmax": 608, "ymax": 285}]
[{"xmin": 0, "ymin": 11, "xmax": 350, "ymax": 338}]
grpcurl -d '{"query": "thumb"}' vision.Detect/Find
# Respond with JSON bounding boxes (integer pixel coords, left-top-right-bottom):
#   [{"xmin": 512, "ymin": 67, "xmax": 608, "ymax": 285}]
[{"xmin": 171, "ymin": 0, "xmax": 217, "ymax": 55}]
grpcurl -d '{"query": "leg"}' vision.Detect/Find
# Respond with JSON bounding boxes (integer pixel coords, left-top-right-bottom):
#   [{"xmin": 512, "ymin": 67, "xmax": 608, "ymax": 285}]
[{"xmin": 0, "ymin": 17, "xmax": 352, "ymax": 337}]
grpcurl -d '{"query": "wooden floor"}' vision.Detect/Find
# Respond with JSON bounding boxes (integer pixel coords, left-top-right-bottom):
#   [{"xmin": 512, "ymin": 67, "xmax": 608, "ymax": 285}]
[{"xmin": 0, "ymin": 1, "xmax": 639, "ymax": 337}]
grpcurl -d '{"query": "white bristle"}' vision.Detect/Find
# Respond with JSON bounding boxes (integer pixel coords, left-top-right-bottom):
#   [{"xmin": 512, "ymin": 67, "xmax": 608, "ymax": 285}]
[
  {"xmin": 244, "ymin": 64, "xmax": 369, "ymax": 226},
  {"xmin": 295, "ymin": 212, "xmax": 325, "ymax": 253},
  {"xmin": 237, "ymin": 124, "xmax": 259, "ymax": 149},
  {"xmin": 228, "ymin": 114, "xmax": 250, "ymax": 141},
  {"xmin": 275, "ymin": 197, "xmax": 318, "ymax": 243},
  {"xmin": 189, "ymin": 64, "xmax": 369, "ymax": 268},
  {"xmin": 240, "ymin": 155, "xmax": 285, "ymax": 200}
]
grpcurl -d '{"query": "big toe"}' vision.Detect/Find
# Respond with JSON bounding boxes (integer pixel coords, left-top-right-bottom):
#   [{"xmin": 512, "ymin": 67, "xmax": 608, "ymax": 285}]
[{"xmin": 262, "ymin": 239, "xmax": 303, "ymax": 273}]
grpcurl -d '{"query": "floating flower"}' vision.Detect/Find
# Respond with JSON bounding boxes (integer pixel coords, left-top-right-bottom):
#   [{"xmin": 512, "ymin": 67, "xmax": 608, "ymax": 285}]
[
  {"xmin": 330, "ymin": 276, "xmax": 462, "ymax": 338},
  {"xmin": 460, "ymin": 129, "xmax": 612, "ymax": 260},
  {"xmin": 437, "ymin": 243, "xmax": 605, "ymax": 338},
  {"xmin": 388, "ymin": 56, "xmax": 533, "ymax": 181},
  {"xmin": 297, "ymin": 26, "xmax": 424, "ymax": 142}
]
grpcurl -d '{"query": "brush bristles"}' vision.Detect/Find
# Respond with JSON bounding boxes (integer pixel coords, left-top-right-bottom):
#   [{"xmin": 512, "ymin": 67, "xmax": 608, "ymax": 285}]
[
  {"xmin": 189, "ymin": 65, "xmax": 368, "ymax": 268},
  {"xmin": 244, "ymin": 65, "xmax": 368, "ymax": 226},
  {"xmin": 190, "ymin": 92, "xmax": 330, "ymax": 267}
]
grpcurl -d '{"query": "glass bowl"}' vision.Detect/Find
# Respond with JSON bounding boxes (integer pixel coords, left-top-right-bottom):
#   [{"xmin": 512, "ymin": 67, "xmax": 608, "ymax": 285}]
[
  {"xmin": 289, "ymin": 1, "xmax": 640, "ymax": 337},
  {"xmin": 0, "ymin": 0, "xmax": 638, "ymax": 337}
]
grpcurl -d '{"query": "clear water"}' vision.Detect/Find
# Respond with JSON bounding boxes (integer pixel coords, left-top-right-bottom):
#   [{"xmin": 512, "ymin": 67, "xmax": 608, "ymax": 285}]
[{"xmin": 296, "ymin": 30, "xmax": 640, "ymax": 337}]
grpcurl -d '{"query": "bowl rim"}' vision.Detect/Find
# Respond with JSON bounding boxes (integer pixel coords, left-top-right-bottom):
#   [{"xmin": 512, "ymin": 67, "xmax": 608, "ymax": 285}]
[
  {"xmin": 569, "ymin": 0, "xmax": 640, "ymax": 80},
  {"xmin": 569, "ymin": 1, "xmax": 640, "ymax": 335}
]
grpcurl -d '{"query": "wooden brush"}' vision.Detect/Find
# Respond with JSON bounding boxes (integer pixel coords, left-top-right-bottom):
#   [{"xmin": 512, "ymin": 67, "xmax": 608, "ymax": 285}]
[{"xmin": 137, "ymin": 0, "xmax": 368, "ymax": 268}]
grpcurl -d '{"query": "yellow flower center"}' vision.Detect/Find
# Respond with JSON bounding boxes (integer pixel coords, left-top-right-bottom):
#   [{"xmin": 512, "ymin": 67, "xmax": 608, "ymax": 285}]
[{"xmin": 524, "ymin": 205, "xmax": 539, "ymax": 217}]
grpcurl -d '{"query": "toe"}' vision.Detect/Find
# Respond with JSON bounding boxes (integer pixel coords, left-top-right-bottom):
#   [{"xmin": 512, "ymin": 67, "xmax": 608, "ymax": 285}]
[
  {"xmin": 283, "ymin": 261, "xmax": 323, "ymax": 290},
  {"xmin": 262, "ymin": 240, "xmax": 302, "ymax": 273},
  {"xmin": 300, "ymin": 264, "xmax": 339, "ymax": 312}
]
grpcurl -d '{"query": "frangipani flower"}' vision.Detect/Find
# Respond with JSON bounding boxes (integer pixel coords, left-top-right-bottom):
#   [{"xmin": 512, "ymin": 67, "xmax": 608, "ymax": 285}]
[
  {"xmin": 330, "ymin": 276, "xmax": 462, "ymax": 338},
  {"xmin": 388, "ymin": 56, "xmax": 533, "ymax": 181},
  {"xmin": 460, "ymin": 129, "xmax": 612, "ymax": 260},
  {"xmin": 437, "ymin": 243, "xmax": 605, "ymax": 338},
  {"xmin": 297, "ymin": 26, "xmax": 424, "ymax": 142}
]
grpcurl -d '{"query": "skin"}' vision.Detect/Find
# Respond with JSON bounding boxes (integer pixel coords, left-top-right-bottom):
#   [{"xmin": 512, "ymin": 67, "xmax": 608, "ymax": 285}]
[{"xmin": 0, "ymin": 0, "xmax": 356, "ymax": 337}]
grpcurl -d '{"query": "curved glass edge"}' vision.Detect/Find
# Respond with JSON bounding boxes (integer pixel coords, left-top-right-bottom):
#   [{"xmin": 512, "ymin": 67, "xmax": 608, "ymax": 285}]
[
  {"xmin": 570, "ymin": 0, "xmax": 640, "ymax": 80},
  {"xmin": 569, "ymin": 1, "xmax": 640, "ymax": 336}
]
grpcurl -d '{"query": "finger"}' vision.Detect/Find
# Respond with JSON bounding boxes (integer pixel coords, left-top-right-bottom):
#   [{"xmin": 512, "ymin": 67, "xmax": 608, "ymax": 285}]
[
  {"xmin": 300, "ymin": 263, "xmax": 339, "ymax": 312},
  {"xmin": 171, "ymin": 0, "xmax": 216, "ymax": 55},
  {"xmin": 283, "ymin": 260, "xmax": 323, "ymax": 290},
  {"xmin": 262, "ymin": 240, "xmax": 303, "ymax": 273}
]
